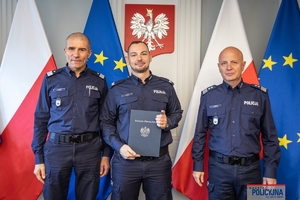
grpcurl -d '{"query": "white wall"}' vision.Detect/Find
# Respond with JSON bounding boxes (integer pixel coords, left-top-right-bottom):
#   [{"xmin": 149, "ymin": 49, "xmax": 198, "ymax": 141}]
[{"xmin": 1, "ymin": 0, "xmax": 290, "ymax": 199}]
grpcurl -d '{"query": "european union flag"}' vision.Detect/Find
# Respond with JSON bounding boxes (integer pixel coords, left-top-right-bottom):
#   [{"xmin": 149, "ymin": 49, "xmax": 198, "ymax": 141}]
[
  {"xmin": 258, "ymin": 0, "xmax": 300, "ymax": 199},
  {"xmin": 84, "ymin": 0, "xmax": 129, "ymax": 87},
  {"xmin": 67, "ymin": 0, "xmax": 129, "ymax": 199}
]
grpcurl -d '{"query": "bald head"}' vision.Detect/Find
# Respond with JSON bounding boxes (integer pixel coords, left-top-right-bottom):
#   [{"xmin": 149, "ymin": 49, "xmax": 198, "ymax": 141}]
[
  {"xmin": 219, "ymin": 46, "xmax": 244, "ymax": 62},
  {"xmin": 217, "ymin": 46, "xmax": 246, "ymax": 88},
  {"xmin": 66, "ymin": 32, "xmax": 91, "ymax": 50}
]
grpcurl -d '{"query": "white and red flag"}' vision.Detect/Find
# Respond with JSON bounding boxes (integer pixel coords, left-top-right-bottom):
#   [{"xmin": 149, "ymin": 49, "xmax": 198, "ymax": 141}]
[
  {"xmin": 172, "ymin": 0, "xmax": 258, "ymax": 199},
  {"xmin": 0, "ymin": 0, "xmax": 56, "ymax": 199}
]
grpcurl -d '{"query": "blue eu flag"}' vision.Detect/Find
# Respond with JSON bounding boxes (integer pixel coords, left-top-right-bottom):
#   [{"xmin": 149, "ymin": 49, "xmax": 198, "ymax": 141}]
[
  {"xmin": 84, "ymin": 0, "xmax": 129, "ymax": 87},
  {"xmin": 258, "ymin": 0, "xmax": 300, "ymax": 199},
  {"xmin": 68, "ymin": 0, "xmax": 129, "ymax": 199}
]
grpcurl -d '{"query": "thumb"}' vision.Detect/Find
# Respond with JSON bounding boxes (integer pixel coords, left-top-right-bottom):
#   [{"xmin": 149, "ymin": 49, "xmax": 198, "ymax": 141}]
[
  {"xmin": 100, "ymin": 166, "xmax": 104, "ymax": 175},
  {"xmin": 41, "ymin": 169, "xmax": 46, "ymax": 179},
  {"xmin": 161, "ymin": 110, "xmax": 166, "ymax": 115}
]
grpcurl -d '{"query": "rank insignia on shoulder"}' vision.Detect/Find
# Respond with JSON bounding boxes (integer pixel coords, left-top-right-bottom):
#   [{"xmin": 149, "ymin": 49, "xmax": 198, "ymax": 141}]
[
  {"xmin": 46, "ymin": 68, "xmax": 62, "ymax": 77},
  {"xmin": 110, "ymin": 78, "xmax": 126, "ymax": 89},
  {"xmin": 202, "ymin": 85, "xmax": 217, "ymax": 95},
  {"xmin": 47, "ymin": 70, "xmax": 54, "ymax": 77},
  {"xmin": 91, "ymin": 70, "xmax": 105, "ymax": 79},
  {"xmin": 98, "ymin": 73, "xmax": 105, "ymax": 79},
  {"xmin": 251, "ymin": 84, "xmax": 267, "ymax": 93},
  {"xmin": 158, "ymin": 77, "xmax": 174, "ymax": 85}
]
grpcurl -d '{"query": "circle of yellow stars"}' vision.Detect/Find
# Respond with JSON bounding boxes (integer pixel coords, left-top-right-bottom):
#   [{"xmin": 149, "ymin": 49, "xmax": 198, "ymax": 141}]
[
  {"xmin": 94, "ymin": 50, "xmax": 127, "ymax": 72},
  {"xmin": 262, "ymin": 52, "xmax": 298, "ymax": 71},
  {"xmin": 278, "ymin": 133, "xmax": 300, "ymax": 149}
]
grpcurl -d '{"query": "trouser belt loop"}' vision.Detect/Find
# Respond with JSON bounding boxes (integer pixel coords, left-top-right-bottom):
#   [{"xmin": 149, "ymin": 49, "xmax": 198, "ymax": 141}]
[{"xmin": 49, "ymin": 132, "xmax": 60, "ymax": 144}]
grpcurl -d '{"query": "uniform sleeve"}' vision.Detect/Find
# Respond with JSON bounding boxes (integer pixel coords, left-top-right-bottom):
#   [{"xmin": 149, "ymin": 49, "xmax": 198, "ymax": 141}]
[
  {"xmin": 31, "ymin": 75, "xmax": 51, "ymax": 164},
  {"xmin": 99, "ymin": 80, "xmax": 111, "ymax": 157},
  {"xmin": 261, "ymin": 93, "xmax": 281, "ymax": 178},
  {"xmin": 164, "ymin": 86, "xmax": 183, "ymax": 130},
  {"xmin": 100, "ymin": 90, "xmax": 124, "ymax": 152},
  {"xmin": 192, "ymin": 95, "xmax": 209, "ymax": 172}
]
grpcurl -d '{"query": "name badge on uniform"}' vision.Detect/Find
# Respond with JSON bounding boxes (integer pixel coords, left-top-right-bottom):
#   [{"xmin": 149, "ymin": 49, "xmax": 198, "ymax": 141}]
[
  {"xmin": 213, "ymin": 116, "xmax": 218, "ymax": 125},
  {"xmin": 56, "ymin": 97, "xmax": 61, "ymax": 107}
]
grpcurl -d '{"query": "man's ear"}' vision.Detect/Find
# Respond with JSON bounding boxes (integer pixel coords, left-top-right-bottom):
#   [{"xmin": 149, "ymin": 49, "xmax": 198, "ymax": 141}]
[{"xmin": 88, "ymin": 50, "xmax": 92, "ymax": 59}]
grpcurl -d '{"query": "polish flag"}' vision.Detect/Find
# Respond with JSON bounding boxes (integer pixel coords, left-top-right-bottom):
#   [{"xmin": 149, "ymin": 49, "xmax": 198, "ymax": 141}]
[
  {"xmin": 0, "ymin": 0, "xmax": 56, "ymax": 199},
  {"xmin": 172, "ymin": 0, "xmax": 258, "ymax": 199}
]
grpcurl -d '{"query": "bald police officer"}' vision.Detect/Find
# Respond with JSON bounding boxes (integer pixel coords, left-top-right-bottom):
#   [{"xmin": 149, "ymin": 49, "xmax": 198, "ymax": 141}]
[{"xmin": 192, "ymin": 46, "xmax": 280, "ymax": 200}]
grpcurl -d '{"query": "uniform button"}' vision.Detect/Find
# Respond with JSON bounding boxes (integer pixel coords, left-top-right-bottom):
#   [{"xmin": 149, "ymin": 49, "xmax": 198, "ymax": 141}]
[
  {"xmin": 232, "ymin": 135, "xmax": 235, "ymax": 137},
  {"xmin": 232, "ymin": 121, "xmax": 235, "ymax": 123}
]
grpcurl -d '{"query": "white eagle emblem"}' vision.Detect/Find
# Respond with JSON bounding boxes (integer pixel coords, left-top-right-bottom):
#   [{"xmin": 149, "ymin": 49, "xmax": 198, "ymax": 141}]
[
  {"xmin": 140, "ymin": 127, "xmax": 150, "ymax": 137},
  {"xmin": 130, "ymin": 8, "xmax": 169, "ymax": 51}
]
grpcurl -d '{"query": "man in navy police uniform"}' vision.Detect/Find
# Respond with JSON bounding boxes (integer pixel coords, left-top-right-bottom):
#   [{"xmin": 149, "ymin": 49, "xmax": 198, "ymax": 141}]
[
  {"xmin": 32, "ymin": 32, "xmax": 110, "ymax": 200},
  {"xmin": 192, "ymin": 46, "xmax": 280, "ymax": 200},
  {"xmin": 100, "ymin": 41, "xmax": 182, "ymax": 200}
]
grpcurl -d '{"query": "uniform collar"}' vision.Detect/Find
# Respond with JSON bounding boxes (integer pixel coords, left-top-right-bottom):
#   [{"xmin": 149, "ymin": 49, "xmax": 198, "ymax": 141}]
[
  {"xmin": 222, "ymin": 79, "xmax": 244, "ymax": 94},
  {"xmin": 130, "ymin": 71, "xmax": 153, "ymax": 85},
  {"xmin": 65, "ymin": 63, "xmax": 88, "ymax": 77}
]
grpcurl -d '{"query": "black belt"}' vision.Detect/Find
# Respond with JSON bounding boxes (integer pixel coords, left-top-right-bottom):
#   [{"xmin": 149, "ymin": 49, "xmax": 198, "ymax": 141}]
[
  {"xmin": 50, "ymin": 132, "xmax": 98, "ymax": 143},
  {"xmin": 135, "ymin": 146, "xmax": 169, "ymax": 161},
  {"xmin": 209, "ymin": 150, "xmax": 259, "ymax": 166}
]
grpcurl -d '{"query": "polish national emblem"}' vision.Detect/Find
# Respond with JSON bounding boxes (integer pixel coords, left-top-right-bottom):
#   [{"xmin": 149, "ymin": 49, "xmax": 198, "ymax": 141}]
[
  {"xmin": 140, "ymin": 127, "xmax": 150, "ymax": 137},
  {"xmin": 125, "ymin": 4, "xmax": 175, "ymax": 57}
]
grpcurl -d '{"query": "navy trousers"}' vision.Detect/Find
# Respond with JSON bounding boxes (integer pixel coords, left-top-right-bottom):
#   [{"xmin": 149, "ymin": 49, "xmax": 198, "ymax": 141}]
[
  {"xmin": 43, "ymin": 136, "xmax": 101, "ymax": 200},
  {"xmin": 110, "ymin": 152, "xmax": 173, "ymax": 200},
  {"xmin": 207, "ymin": 157, "xmax": 261, "ymax": 200}
]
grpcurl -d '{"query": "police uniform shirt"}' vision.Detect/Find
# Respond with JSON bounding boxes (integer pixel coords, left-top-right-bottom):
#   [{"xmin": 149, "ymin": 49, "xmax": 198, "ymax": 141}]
[
  {"xmin": 32, "ymin": 66, "xmax": 109, "ymax": 164},
  {"xmin": 100, "ymin": 72, "xmax": 183, "ymax": 153},
  {"xmin": 192, "ymin": 80, "xmax": 280, "ymax": 178}
]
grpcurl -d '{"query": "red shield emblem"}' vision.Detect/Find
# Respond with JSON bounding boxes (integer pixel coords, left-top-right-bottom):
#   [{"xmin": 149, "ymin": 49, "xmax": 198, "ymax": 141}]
[{"xmin": 125, "ymin": 4, "xmax": 175, "ymax": 57}]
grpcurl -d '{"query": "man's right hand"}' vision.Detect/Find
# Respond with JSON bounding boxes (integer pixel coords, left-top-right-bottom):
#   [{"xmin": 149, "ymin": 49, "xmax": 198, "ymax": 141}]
[
  {"xmin": 193, "ymin": 171, "xmax": 205, "ymax": 187},
  {"xmin": 119, "ymin": 144, "xmax": 140, "ymax": 160},
  {"xmin": 34, "ymin": 163, "xmax": 46, "ymax": 184}
]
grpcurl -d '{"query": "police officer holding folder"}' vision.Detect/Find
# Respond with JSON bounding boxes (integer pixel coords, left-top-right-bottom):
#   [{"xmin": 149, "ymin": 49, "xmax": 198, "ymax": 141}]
[{"xmin": 100, "ymin": 41, "xmax": 182, "ymax": 200}]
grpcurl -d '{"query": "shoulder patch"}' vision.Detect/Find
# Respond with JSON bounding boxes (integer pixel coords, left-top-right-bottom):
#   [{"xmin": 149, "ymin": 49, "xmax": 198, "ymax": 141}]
[
  {"xmin": 110, "ymin": 78, "xmax": 127, "ymax": 89},
  {"xmin": 202, "ymin": 85, "xmax": 217, "ymax": 95},
  {"xmin": 46, "ymin": 68, "xmax": 62, "ymax": 77},
  {"xmin": 90, "ymin": 70, "xmax": 105, "ymax": 79},
  {"xmin": 158, "ymin": 76, "xmax": 174, "ymax": 85},
  {"xmin": 251, "ymin": 84, "xmax": 268, "ymax": 93}
]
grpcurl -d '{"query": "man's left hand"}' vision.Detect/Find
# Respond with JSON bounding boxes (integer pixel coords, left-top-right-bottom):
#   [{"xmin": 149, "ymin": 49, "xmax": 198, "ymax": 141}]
[
  {"xmin": 263, "ymin": 177, "xmax": 276, "ymax": 184},
  {"xmin": 99, "ymin": 156, "xmax": 110, "ymax": 177}
]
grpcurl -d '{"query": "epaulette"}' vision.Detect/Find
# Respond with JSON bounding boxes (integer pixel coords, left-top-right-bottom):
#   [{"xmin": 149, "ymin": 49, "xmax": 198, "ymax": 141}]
[
  {"xmin": 251, "ymin": 84, "xmax": 267, "ymax": 93},
  {"xmin": 110, "ymin": 78, "xmax": 127, "ymax": 89},
  {"xmin": 202, "ymin": 85, "xmax": 217, "ymax": 95},
  {"xmin": 90, "ymin": 70, "xmax": 105, "ymax": 79},
  {"xmin": 46, "ymin": 68, "xmax": 63, "ymax": 77},
  {"xmin": 158, "ymin": 76, "xmax": 174, "ymax": 85}
]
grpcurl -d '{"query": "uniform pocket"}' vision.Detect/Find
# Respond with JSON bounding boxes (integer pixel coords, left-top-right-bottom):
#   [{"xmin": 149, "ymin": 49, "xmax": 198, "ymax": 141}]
[
  {"xmin": 118, "ymin": 95, "xmax": 138, "ymax": 114},
  {"xmin": 84, "ymin": 89, "xmax": 101, "ymax": 111},
  {"xmin": 50, "ymin": 90, "xmax": 68, "ymax": 110},
  {"xmin": 207, "ymin": 106, "xmax": 226, "ymax": 130},
  {"xmin": 152, "ymin": 95, "xmax": 168, "ymax": 110},
  {"xmin": 207, "ymin": 181, "xmax": 215, "ymax": 193},
  {"xmin": 241, "ymin": 106, "xmax": 262, "ymax": 130}
]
